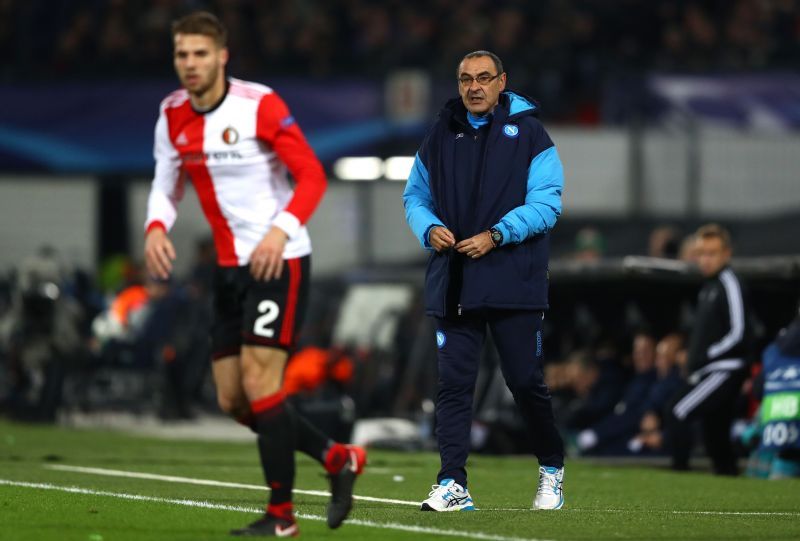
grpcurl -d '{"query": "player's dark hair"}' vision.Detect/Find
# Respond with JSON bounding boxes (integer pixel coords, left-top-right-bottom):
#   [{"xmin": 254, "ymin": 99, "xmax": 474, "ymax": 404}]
[
  {"xmin": 459, "ymin": 50, "xmax": 504, "ymax": 76},
  {"xmin": 696, "ymin": 223, "xmax": 732, "ymax": 250},
  {"xmin": 171, "ymin": 11, "xmax": 228, "ymax": 48}
]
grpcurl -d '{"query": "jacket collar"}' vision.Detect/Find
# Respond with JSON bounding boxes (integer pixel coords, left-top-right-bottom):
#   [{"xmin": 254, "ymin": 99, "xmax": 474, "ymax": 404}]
[{"xmin": 440, "ymin": 90, "xmax": 540, "ymax": 129}]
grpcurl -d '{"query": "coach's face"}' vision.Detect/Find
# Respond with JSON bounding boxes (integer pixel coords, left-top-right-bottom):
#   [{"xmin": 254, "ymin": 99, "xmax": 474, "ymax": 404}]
[
  {"xmin": 174, "ymin": 33, "xmax": 228, "ymax": 98},
  {"xmin": 696, "ymin": 236, "xmax": 731, "ymax": 278},
  {"xmin": 458, "ymin": 56, "xmax": 506, "ymax": 115}
]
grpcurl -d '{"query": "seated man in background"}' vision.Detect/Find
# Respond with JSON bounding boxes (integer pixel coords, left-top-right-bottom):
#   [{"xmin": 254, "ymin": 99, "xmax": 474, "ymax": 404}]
[
  {"xmin": 627, "ymin": 334, "xmax": 686, "ymax": 455},
  {"xmin": 552, "ymin": 346, "xmax": 628, "ymax": 433},
  {"xmin": 576, "ymin": 332, "xmax": 657, "ymax": 455}
]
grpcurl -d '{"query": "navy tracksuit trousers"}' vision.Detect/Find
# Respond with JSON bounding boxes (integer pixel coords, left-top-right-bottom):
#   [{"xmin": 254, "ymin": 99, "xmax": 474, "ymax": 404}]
[{"xmin": 434, "ymin": 309, "xmax": 564, "ymax": 488}]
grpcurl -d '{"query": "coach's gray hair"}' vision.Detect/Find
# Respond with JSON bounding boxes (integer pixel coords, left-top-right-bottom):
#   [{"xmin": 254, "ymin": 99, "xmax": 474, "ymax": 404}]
[{"xmin": 458, "ymin": 50, "xmax": 504, "ymax": 76}]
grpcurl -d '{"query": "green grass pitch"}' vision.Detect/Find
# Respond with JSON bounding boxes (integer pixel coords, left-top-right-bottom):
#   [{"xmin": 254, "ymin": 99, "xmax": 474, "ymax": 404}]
[{"xmin": 0, "ymin": 419, "xmax": 798, "ymax": 540}]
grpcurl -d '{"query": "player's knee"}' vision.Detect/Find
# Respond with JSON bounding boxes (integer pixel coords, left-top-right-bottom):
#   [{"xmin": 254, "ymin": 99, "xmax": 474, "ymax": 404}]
[
  {"xmin": 216, "ymin": 391, "xmax": 248, "ymax": 417},
  {"xmin": 240, "ymin": 361, "xmax": 282, "ymax": 398},
  {"xmin": 242, "ymin": 372, "xmax": 282, "ymax": 399},
  {"xmin": 240, "ymin": 347, "xmax": 286, "ymax": 399}
]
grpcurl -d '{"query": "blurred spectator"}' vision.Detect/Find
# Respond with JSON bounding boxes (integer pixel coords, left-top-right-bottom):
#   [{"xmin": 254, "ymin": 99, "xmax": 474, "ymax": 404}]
[
  {"xmin": 91, "ymin": 282, "xmax": 149, "ymax": 347},
  {"xmin": 648, "ymin": 225, "xmax": 681, "ymax": 259},
  {"xmin": 572, "ymin": 227, "xmax": 606, "ymax": 261},
  {"xmin": 89, "ymin": 271, "xmax": 212, "ymax": 419},
  {"xmin": 629, "ymin": 411, "xmax": 665, "ymax": 454},
  {"xmin": 575, "ymin": 332, "xmax": 657, "ymax": 455},
  {"xmin": 626, "ymin": 333, "xmax": 686, "ymax": 454},
  {"xmin": 555, "ymin": 345, "xmax": 628, "ymax": 432},
  {"xmin": 649, "ymin": 333, "xmax": 686, "ymax": 410},
  {"xmin": 678, "ymin": 233, "xmax": 700, "ymax": 263},
  {"xmin": 0, "ymin": 247, "xmax": 85, "ymax": 422}
]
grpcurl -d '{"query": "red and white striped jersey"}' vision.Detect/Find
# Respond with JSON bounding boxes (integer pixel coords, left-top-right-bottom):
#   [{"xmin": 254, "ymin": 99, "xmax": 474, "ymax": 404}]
[{"xmin": 145, "ymin": 77, "xmax": 327, "ymax": 266}]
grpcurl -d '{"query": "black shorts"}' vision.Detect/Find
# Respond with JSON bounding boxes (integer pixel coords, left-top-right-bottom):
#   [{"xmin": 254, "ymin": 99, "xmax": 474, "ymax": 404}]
[{"xmin": 211, "ymin": 256, "xmax": 310, "ymax": 360}]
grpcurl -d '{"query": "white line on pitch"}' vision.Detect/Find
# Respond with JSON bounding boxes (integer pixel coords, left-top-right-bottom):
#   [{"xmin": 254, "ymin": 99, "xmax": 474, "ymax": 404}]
[
  {"xmin": 493, "ymin": 507, "xmax": 800, "ymax": 517},
  {"xmin": 46, "ymin": 465, "xmax": 800, "ymax": 519},
  {"xmin": 0, "ymin": 479, "xmax": 546, "ymax": 541},
  {"xmin": 45, "ymin": 464, "xmax": 419, "ymax": 506}
]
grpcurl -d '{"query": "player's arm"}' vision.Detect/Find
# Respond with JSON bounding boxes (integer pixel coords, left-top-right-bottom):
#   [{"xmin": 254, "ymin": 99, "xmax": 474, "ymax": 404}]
[
  {"xmin": 252, "ymin": 92, "xmax": 327, "ymax": 281},
  {"xmin": 492, "ymin": 144, "xmax": 564, "ymax": 246},
  {"xmin": 144, "ymin": 110, "xmax": 182, "ymax": 279},
  {"xmin": 403, "ymin": 151, "xmax": 453, "ymax": 252}
]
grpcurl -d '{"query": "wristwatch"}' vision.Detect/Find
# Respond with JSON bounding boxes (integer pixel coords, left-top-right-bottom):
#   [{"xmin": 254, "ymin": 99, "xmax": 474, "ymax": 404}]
[{"xmin": 489, "ymin": 227, "xmax": 503, "ymax": 247}]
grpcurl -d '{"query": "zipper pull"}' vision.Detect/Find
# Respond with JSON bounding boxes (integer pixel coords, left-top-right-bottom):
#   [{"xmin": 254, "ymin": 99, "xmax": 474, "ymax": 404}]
[{"xmin": 458, "ymin": 304, "xmax": 462, "ymax": 316}]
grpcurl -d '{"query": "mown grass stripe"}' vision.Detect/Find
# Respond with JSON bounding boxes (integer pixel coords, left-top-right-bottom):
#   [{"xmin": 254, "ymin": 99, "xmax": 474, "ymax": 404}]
[
  {"xmin": 0, "ymin": 479, "xmax": 547, "ymax": 541},
  {"xmin": 45, "ymin": 464, "xmax": 420, "ymax": 506}
]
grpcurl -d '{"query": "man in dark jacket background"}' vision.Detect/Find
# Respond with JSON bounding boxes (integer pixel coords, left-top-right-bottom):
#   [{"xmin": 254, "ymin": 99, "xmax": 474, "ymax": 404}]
[
  {"xmin": 667, "ymin": 223, "xmax": 754, "ymax": 474},
  {"xmin": 403, "ymin": 50, "xmax": 565, "ymax": 512}
]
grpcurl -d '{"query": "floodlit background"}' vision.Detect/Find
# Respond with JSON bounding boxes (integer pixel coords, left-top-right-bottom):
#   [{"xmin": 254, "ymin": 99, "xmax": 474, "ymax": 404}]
[{"xmin": 0, "ymin": 1, "xmax": 799, "ymax": 466}]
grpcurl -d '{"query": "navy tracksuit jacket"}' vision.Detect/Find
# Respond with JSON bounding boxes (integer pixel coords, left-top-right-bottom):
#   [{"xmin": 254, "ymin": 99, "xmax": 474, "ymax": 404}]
[{"xmin": 403, "ymin": 92, "xmax": 565, "ymax": 486}]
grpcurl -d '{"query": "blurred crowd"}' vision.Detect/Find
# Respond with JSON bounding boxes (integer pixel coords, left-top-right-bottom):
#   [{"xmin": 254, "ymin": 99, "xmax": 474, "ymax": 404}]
[
  {"xmin": 546, "ymin": 314, "xmax": 800, "ymax": 479},
  {"xmin": 3, "ymin": 0, "xmax": 799, "ymax": 122},
  {"xmin": 0, "ymin": 242, "xmax": 217, "ymax": 422},
  {"xmin": 0, "ymin": 240, "xmax": 358, "ymax": 429},
  {"xmin": 548, "ymin": 331, "xmax": 689, "ymax": 457}
]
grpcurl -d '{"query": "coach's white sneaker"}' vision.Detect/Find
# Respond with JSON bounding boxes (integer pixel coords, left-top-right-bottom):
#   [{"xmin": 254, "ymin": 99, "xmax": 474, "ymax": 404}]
[
  {"xmin": 421, "ymin": 478, "xmax": 475, "ymax": 511},
  {"xmin": 533, "ymin": 466, "xmax": 564, "ymax": 510}
]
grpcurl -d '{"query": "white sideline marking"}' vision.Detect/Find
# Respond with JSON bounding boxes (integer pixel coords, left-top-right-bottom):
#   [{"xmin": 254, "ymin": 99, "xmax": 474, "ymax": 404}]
[
  {"xmin": 45, "ymin": 465, "xmax": 800, "ymax": 519},
  {"xmin": 0, "ymin": 478, "xmax": 257, "ymax": 513},
  {"xmin": 495, "ymin": 507, "xmax": 800, "ymax": 517},
  {"xmin": 45, "ymin": 464, "xmax": 419, "ymax": 507},
  {"xmin": 675, "ymin": 511, "xmax": 800, "ymax": 517},
  {"xmin": 0, "ymin": 479, "xmax": 547, "ymax": 541}
]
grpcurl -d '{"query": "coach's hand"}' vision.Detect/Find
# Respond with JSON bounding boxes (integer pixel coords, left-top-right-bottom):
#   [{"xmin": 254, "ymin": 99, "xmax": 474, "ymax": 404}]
[
  {"xmin": 429, "ymin": 226, "xmax": 456, "ymax": 252},
  {"xmin": 251, "ymin": 226, "xmax": 288, "ymax": 281},
  {"xmin": 455, "ymin": 231, "xmax": 495, "ymax": 260},
  {"xmin": 144, "ymin": 227, "xmax": 176, "ymax": 280}
]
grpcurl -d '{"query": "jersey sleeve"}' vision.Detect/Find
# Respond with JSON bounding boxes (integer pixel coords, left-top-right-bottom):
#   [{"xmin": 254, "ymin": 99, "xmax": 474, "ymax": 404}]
[
  {"xmin": 256, "ymin": 92, "xmax": 327, "ymax": 238},
  {"xmin": 145, "ymin": 108, "xmax": 184, "ymax": 234}
]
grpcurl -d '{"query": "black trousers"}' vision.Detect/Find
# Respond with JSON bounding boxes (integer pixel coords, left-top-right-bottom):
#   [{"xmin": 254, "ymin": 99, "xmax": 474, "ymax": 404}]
[
  {"xmin": 434, "ymin": 309, "xmax": 564, "ymax": 488},
  {"xmin": 667, "ymin": 370, "xmax": 746, "ymax": 475}
]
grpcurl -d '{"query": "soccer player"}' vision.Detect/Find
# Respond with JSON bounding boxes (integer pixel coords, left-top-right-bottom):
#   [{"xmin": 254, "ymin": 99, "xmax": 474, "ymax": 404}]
[
  {"xmin": 403, "ymin": 50, "xmax": 566, "ymax": 511},
  {"xmin": 143, "ymin": 11, "xmax": 365, "ymax": 536}
]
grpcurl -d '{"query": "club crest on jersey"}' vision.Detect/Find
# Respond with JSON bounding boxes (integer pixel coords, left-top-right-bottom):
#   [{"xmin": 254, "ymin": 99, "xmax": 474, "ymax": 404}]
[
  {"xmin": 503, "ymin": 124, "xmax": 519, "ymax": 138},
  {"xmin": 222, "ymin": 126, "xmax": 239, "ymax": 145}
]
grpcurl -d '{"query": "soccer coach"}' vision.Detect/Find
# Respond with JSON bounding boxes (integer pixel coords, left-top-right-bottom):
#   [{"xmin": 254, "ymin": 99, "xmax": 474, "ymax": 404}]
[{"xmin": 403, "ymin": 50, "xmax": 566, "ymax": 511}]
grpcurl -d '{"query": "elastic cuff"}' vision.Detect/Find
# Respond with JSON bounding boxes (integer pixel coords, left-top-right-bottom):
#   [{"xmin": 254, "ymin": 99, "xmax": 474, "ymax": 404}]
[
  {"xmin": 145, "ymin": 220, "xmax": 167, "ymax": 236},
  {"xmin": 424, "ymin": 223, "xmax": 445, "ymax": 248},
  {"xmin": 273, "ymin": 211, "xmax": 301, "ymax": 238}
]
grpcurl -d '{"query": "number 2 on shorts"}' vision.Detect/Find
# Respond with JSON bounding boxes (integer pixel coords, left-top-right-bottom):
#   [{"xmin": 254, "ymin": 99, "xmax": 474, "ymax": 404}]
[{"xmin": 254, "ymin": 300, "xmax": 280, "ymax": 338}]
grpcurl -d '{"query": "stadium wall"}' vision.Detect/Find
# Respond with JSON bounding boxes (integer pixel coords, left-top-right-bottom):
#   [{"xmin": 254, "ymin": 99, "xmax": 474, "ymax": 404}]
[{"xmin": 1, "ymin": 129, "xmax": 798, "ymax": 275}]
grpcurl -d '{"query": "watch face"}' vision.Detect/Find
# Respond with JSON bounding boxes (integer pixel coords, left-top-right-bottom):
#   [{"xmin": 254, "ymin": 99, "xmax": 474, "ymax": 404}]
[{"xmin": 491, "ymin": 230, "xmax": 502, "ymax": 243}]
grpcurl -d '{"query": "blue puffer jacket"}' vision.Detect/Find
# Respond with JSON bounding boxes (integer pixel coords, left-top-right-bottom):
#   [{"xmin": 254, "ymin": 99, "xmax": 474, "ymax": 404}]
[{"xmin": 403, "ymin": 91, "xmax": 564, "ymax": 317}]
